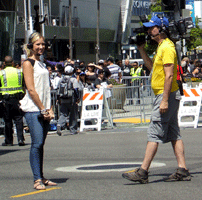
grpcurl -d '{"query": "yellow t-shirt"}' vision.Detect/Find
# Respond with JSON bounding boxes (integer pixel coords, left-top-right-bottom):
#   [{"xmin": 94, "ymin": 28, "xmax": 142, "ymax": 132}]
[{"xmin": 151, "ymin": 38, "xmax": 179, "ymax": 95}]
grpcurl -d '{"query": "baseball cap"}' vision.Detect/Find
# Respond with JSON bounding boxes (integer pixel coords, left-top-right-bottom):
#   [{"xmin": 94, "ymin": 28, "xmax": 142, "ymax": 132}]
[
  {"xmin": 79, "ymin": 72, "xmax": 86, "ymax": 76},
  {"xmin": 98, "ymin": 59, "xmax": 104, "ymax": 64},
  {"xmin": 143, "ymin": 16, "xmax": 169, "ymax": 28},
  {"xmin": 64, "ymin": 65, "xmax": 74, "ymax": 74}
]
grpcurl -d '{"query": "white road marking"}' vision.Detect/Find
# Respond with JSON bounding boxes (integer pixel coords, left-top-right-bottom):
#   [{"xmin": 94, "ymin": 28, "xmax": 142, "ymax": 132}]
[{"xmin": 55, "ymin": 162, "xmax": 166, "ymax": 173}]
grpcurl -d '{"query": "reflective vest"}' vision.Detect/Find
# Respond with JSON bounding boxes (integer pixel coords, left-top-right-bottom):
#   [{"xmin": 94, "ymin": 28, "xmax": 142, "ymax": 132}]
[
  {"xmin": 0, "ymin": 66, "xmax": 24, "ymax": 95},
  {"xmin": 131, "ymin": 67, "xmax": 142, "ymax": 82}
]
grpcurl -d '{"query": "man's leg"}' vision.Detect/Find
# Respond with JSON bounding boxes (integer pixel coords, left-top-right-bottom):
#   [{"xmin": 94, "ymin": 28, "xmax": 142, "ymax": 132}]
[
  {"xmin": 141, "ymin": 141, "xmax": 159, "ymax": 171},
  {"xmin": 122, "ymin": 141, "xmax": 158, "ymax": 184},
  {"xmin": 69, "ymin": 103, "xmax": 78, "ymax": 134},
  {"xmin": 57, "ymin": 103, "xmax": 68, "ymax": 136},
  {"xmin": 171, "ymin": 139, "xmax": 187, "ymax": 169},
  {"xmin": 2, "ymin": 101, "xmax": 13, "ymax": 145},
  {"xmin": 164, "ymin": 139, "xmax": 191, "ymax": 182}
]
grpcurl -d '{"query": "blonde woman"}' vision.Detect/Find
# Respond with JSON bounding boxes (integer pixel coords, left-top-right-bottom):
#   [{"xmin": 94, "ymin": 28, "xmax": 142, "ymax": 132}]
[{"xmin": 20, "ymin": 32, "xmax": 56, "ymax": 190}]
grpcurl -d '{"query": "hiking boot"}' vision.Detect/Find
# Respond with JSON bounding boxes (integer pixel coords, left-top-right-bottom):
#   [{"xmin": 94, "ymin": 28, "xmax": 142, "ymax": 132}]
[
  {"xmin": 57, "ymin": 125, "xmax": 62, "ymax": 136},
  {"xmin": 164, "ymin": 167, "xmax": 191, "ymax": 182},
  {"xmin": 122, "ymin": 168, "xmax": 148, "ymax": 184}
]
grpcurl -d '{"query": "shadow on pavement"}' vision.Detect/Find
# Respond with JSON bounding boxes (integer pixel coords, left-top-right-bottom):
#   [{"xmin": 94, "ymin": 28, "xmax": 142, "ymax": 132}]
[
  {"xmin": 51, "ymin": 178, "xmax": 69, "ymax": 184},
  {"xmin": 0, "ymin": 147, "xmax": 30, "ymax": 156}
]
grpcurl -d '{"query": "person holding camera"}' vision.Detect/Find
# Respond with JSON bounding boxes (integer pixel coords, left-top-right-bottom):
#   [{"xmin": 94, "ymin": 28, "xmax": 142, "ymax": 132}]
[
  {"xmin": 20, "ymin": 32, "xmax": 56, "ymax": 190},
  {"xmin": 0, "ymin": 56, "xmax": 25, "ymax": 146},
  {"xmin": 122, "ymin": 16, "xmax": 191, "ymax": 183}
]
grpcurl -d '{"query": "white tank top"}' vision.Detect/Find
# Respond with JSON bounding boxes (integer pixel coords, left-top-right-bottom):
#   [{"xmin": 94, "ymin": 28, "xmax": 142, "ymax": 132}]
[{"xmin": 20, "ymin": 60, "xmax": 51, "ymax": 112}]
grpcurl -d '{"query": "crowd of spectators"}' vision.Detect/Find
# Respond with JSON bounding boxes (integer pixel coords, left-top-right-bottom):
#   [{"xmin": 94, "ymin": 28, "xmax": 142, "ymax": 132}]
[
  {"xmin": 180, "ymin": 57, "xmax": 202, "ymax": 78},
  {"xmin": 0, "ymin": 55, "xmax": 201, "ymax": 135}
]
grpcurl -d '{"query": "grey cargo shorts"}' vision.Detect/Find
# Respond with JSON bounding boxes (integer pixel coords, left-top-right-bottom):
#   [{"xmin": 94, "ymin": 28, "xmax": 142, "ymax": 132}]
[{"xmin": 147, "ymin": 90, "xmax": 182, "ymax": 143}]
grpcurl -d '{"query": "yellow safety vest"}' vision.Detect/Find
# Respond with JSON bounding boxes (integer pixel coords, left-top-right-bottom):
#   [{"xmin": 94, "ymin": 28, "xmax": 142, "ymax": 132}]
[
  {"xmin": 131, "ymin": 67, "xmax": 142, "ymax": 82},
  {"xmin": 0, "ymin": 66, "xmax": 24, "ymax": 95}
]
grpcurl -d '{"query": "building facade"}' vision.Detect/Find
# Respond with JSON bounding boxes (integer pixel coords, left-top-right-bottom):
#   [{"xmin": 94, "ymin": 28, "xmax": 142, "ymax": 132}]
[
  {"xmin": 121, "ymin": 0, "xmax": 151, "ymax": 60},
  {"xmin": 1, "ymin": 0, "xmax": 124, "ymax": 63}
]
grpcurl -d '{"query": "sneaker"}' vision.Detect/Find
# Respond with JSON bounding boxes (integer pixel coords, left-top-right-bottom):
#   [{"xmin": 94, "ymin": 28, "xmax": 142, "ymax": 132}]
[
  {"xmin": 122, "ymin": 168, "xmax": 148, "ymax": 184},
  {"xmin": 164, "ymin": 167, "xmax": 191, "ymax": 182},
  {"xmin": 57, "ymin": 125, "xmax": 62, "ymax": 136},
  {"xmin": 71, "ymin": 132, "xmax": 78, "ymax": 135},
  {"xmin": 2, "ymin": 142, "xmax": 13, "ymax": 146},
  {"xmin": 18, "ymin": 140, "xmax": 25, "ymax": 146}
]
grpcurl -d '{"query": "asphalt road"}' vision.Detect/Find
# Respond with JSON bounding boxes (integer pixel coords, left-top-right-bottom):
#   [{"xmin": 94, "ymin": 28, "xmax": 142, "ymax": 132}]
[{"xmin": 1, "ymin": 125, "xmax": 202, "ymax": 200}]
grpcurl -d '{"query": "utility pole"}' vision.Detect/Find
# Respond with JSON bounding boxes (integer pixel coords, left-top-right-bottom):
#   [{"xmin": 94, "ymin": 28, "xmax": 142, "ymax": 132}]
[
  {"xmin": 24, "ymin": 0, "xmax": 33, "ymax": 43},
  {"xmin": 69, "ymin": 0, "xmax": 73, "ymax": 60},
  {"xmin": 96, "ymin": 0, "xmax": 100, "ymax": 64},
  {"xmin": 40, "ymin": 0, "xmax": 45, "ymax": 36},
  {"xmin": 174, "ymin": 0, "xmax": 182, "ymax": 60}
]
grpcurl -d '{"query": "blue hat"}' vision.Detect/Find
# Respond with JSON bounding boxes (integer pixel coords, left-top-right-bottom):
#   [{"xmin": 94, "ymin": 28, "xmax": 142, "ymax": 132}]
[
  {"xmin": 79, "ymin": 72, "xmax": 86, "ymax": 76},
  {"xmin": 143, "ymin": 16, "xmax": 169, "ymax": 28}
]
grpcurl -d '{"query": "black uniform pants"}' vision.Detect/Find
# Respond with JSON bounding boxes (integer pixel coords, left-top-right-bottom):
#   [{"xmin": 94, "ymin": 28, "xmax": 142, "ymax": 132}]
[{"xmin": 3, "ymin": 98, "xmax": 24, "ymax": 144}]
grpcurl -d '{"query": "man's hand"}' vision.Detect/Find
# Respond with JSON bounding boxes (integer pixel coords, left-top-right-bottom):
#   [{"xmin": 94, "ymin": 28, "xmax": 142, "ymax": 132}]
[{"xmin": 160, "ymin": 100, "xmax": 168, "ymax": 114}]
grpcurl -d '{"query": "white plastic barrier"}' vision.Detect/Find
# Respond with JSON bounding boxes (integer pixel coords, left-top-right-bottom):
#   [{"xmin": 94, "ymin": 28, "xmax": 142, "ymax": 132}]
[
  {"xmin": 80, "ymin": 88, "xmax": 104, "ymax": 132},
  {"xmin": 178, "ymin": 88, "xmax": 202, "ymax": 128}
]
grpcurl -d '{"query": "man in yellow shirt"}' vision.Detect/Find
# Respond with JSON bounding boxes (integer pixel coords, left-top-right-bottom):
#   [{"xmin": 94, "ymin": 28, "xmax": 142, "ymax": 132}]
[{"xmin": 122, "ymin": 16, "xmax": 191, "ymax": 183}]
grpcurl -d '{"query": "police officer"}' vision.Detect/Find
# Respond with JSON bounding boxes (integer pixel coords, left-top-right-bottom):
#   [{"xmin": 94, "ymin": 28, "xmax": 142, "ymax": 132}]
[
  {"xmin": 1, "ymin": 56, "xmax": 25, "ymax": 146},
  {"xmin": 130, "ymin": 62, "xmax": 144, "ymax": 105}
]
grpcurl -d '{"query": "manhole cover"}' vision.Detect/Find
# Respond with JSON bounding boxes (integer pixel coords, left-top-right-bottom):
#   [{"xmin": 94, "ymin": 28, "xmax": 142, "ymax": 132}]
[{"xmin": 55, "ymin": 162, "xmax": 166, "ymax": 173}]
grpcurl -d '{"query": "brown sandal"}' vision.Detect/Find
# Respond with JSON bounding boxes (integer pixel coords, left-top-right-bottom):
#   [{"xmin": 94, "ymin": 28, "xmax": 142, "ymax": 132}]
[
  {"xmin": 42, "ymin": 178, "xmax": 57, "ymax": 186},
  {"xmin": 34, "ymin": 179, "xmax": 46, "ymax": 190}
]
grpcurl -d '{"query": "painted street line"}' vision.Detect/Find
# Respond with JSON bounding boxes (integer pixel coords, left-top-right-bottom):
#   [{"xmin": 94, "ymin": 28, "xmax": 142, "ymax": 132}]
[{"xmin": 10, "ymin": 187, "xmax": 61, "ymax": 198}]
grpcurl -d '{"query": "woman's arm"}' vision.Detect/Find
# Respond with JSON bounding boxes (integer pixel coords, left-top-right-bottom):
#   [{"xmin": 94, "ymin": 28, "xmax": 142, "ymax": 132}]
[
  {"xmin": 107, "ymin": 84, "xmax": 113, "ymax": 88},
  {"xmin": 192, "ymin": 68, "xmax": 199, "ymax": 77}
]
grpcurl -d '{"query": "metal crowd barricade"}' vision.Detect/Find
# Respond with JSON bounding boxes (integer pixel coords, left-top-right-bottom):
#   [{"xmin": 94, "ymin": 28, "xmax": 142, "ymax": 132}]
[
  {"xmin": 108, "ymin": 76, "xmax": 154, "ymax": 123},
  {"xmin": 51, "ymin": 76, "xmax": 155, "ymax": 128},
  {"xmin": 50, "ymin": 89, "xmax": 59, "ymax": 122}
]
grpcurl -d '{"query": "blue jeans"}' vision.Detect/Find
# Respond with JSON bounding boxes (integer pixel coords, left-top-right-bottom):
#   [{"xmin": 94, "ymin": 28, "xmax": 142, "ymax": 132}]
[{"xmin": 24, "ymin": 112, "xmax": 49, "ymax": 181}]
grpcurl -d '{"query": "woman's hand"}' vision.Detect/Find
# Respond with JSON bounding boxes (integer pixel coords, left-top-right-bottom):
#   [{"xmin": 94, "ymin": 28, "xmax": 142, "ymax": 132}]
[{"xmin": 43, "ymin": 108, "xmax": 54, "ymax": 121}]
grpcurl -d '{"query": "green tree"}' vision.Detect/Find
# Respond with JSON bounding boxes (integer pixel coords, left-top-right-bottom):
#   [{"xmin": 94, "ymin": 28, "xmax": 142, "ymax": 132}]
[
  {"xmin": 150, "ymin": 0, "xmax": 162, "ymax": 13},
  {"xmin": 186, "ymin": 16, "xmax": 202, "ymax": 51}
]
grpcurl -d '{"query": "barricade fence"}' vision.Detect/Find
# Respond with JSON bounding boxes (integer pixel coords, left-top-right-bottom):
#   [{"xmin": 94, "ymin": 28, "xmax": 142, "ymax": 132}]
[
  {"xmin": 109, "ymin": 76, "xmax": 155, "ymax": 123},
  {"xmin": 0, "ymin": 76, "xmax": 195, "ymax": 134},
  {"xmin": 52, "ymin": 76, "xmax": 155, "ymax": 127}
]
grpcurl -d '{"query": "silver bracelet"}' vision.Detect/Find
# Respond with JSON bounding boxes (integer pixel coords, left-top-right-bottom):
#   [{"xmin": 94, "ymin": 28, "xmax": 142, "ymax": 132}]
[{"xmin": 40, "ymin": 109, "xmax": 48, "ymax": 115}]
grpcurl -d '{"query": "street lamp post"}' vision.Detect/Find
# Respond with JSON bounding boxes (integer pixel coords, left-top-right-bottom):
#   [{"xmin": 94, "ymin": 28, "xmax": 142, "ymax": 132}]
[
  {"xmin": 96, "ymin": 0, "xmax": 100, "ymax": 64},
  {"xmin": 69, "ymin": 0, "xmax": 73, "ymax": 60},
  {"xmin": 24, "ymin": 0, "xmax": 33, "ymax": 43}
]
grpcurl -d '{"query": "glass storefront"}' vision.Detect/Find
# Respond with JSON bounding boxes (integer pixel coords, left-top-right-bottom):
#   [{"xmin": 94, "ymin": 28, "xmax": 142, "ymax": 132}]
[
  {"xmin": 0, "ymin": 11, "xmax": 16, "ymax": 61},
  {"xmin": 0, "ymin": 0, "xmax": 16, "ymax": 61}
]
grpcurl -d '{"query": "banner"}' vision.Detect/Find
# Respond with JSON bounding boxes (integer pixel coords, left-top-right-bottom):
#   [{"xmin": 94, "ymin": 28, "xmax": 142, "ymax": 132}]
[{"xmin": 186, "ymin": 0, "xmax": 195, "ymax": 26}]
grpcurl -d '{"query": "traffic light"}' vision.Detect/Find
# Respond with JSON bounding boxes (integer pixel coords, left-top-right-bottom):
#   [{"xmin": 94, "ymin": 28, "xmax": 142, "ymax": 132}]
[{"xmin": 162, "ymin": 0, "xmax": 175, "ymax": 11}]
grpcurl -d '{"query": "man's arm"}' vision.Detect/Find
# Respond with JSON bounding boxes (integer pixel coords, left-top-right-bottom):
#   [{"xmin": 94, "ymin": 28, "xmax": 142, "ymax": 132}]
[
  {"xmin": 160, "ymin": 63, "xmax": 174, "ymax": 114},
  {"xmin": 137, "ymin": 45, "xmax": 153, "ymax": 71},
  {"xmin": 45, "ymin": 60, "xmax": 64, "ymax": 68},
  {"xmin": 118, "ymin": 72, "xmax": 122, "ymax": 83}
]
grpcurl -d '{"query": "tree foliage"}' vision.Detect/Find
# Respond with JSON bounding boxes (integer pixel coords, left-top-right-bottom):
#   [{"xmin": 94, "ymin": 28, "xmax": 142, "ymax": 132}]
[
  {"xmin": 186, "ymin": 17, "xmax": 202, "ymax": 51},
  {"xmin": 150, "ymin": 0, "xmax": 162, "ymax": 13}
]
